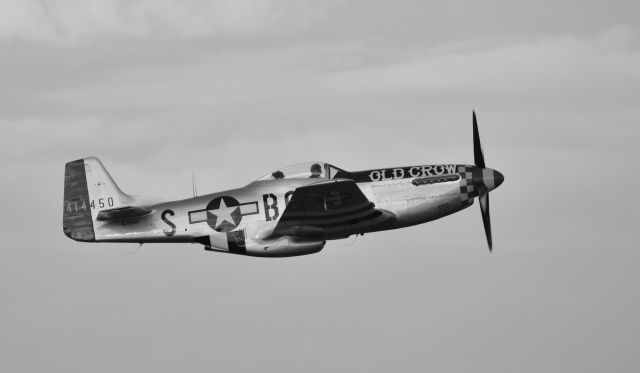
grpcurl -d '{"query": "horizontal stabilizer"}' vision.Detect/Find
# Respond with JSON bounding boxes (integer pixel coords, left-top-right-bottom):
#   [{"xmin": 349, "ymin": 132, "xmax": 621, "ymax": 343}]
[{"xmin": 96, "ymin": 206, "xmax": 152, "ymax": 221}]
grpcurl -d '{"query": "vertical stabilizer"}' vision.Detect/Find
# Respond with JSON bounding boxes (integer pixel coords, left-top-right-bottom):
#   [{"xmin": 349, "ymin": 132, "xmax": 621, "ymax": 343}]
[
  {"xmin": 63, "ymin": 157, "xmax": 134, "ymax": 241},
  {"xmin": 82, "ymin": 156, "xmax": 131, "ymax": 208}
]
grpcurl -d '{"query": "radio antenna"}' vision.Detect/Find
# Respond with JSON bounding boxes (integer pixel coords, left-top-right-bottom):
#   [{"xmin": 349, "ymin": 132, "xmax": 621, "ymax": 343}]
[{"xmin": 192, "ymin": 172, "xmax": 198, "ymax": 198}]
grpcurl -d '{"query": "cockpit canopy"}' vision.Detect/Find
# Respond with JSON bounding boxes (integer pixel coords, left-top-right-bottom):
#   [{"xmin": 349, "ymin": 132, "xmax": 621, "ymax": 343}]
[{"xmin": 255, "ymin": 162, "xmax": 347, "ymax": 181}]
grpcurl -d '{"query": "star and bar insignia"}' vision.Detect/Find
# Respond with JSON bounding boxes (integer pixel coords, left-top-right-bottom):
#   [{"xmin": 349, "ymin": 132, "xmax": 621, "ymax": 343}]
[{"xmin": 188, "ymin": 196, "xmax": 258, "ymax": 232}]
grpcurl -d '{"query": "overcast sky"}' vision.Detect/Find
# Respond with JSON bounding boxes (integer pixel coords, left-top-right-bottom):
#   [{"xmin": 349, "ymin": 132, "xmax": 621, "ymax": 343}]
[{"xmin": 1, "ymin": 1, "xmax": 639, "ymax": 372}]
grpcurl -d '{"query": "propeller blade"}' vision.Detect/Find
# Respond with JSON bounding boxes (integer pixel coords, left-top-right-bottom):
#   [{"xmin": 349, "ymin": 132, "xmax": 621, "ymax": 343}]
[
  {"xmin": 477, "ymin": 184, "xmax": 492, "ymax": 252},
  {"xmin": 473, "ymin": 111, "xmax": 486, "ymax": 168}
]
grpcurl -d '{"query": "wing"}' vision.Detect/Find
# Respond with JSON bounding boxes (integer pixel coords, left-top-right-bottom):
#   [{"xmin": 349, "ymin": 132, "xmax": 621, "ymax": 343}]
[{"xmin": 272, "ymin": 179, "xmax": 394, "ymax": 239}]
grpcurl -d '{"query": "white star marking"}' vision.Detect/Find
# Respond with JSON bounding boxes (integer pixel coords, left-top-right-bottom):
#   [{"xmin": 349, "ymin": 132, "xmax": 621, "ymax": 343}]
[{"xmin": 213, "ymin": 198, "xmax": 238, "ymax": 229}]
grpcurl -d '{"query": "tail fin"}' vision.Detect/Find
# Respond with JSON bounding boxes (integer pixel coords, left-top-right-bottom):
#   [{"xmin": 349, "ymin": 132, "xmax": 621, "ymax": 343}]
[
  {"xmin": 62, "ymin": 157, "xmax": 133, "ymax": 241},
  {"xmin": 82, "ymin": 157, "xmax": 132, "ymax": 207}
]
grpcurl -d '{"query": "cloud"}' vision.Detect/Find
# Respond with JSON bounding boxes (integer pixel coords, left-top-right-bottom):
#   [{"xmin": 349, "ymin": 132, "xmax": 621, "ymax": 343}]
[
  {"xmin": 1, "ymin": 25, "xmax": 636, "ymax": 186},
  {"xmin": 0, "ymin": 0, "xmax": 338, "ymax": 45},
  {"xmin": 593, "ymin": 24, "xmax": 636, "ymax": 51},
  {"xmin": 14, "ymin": 25, "xmax": 637, "ymax": 140},
  {"xmin": 327, "ymin": 25, "xmax": 640, "ymax": 106}
]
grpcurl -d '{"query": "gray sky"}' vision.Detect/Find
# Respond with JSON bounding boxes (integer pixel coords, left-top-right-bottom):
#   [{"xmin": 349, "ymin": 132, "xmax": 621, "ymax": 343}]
[{"xmin": 1, "ymin": 1, "xmax": 639, "ymax": 372}]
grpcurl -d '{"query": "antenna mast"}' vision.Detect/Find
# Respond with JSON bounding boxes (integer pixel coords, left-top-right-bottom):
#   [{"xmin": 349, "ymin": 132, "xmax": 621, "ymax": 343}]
[{"xmin": 192, "ymin": 172, "xmax": 198, "ymax": 198}]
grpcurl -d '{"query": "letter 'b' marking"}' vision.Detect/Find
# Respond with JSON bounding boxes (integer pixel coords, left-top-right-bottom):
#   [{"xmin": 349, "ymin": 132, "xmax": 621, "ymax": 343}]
[{"xmin": 263, "ymin": 194, "xmax": 279, "ymax": 221}]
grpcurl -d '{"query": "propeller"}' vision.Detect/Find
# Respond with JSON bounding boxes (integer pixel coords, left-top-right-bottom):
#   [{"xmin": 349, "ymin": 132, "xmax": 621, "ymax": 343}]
[
  {"xmin": 473, "ymin": 111, "xmax": 485, "ymax": 169},
  {"xmin": 471, "ymin": 111, "xmax": 503, "ymax": 252},
  {"xmin": 477, "ymin": 184, "xmax": 491, "ymax": 250}
]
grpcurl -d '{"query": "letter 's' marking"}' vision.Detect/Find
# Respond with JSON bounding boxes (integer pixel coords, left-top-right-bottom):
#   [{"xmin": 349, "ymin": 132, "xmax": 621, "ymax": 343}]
[{"xmin": 162, "ymin": 209, "xmax": 176, "ymax": 236}]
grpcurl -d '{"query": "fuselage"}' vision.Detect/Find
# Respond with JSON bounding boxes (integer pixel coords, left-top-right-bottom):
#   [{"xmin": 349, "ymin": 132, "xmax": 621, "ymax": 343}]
[{"xmin": 91, "ymin": 163, "xmax": 503, "ymax": 254}]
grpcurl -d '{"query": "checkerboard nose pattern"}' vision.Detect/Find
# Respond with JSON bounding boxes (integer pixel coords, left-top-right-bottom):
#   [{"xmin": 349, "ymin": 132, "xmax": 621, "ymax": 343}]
[{"xmin": 458, "ymin": 166, "xmax": 504, "ymax": 204}]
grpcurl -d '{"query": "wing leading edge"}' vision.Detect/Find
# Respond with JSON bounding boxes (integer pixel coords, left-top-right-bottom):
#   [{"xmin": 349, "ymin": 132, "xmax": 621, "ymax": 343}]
[{"xmin": 272, "ymin": 179, "xmax": 394, "ymax": 239}]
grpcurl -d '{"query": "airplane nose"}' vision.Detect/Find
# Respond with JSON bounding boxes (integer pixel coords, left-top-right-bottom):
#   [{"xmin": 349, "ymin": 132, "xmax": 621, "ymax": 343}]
[{"xmin": 481, "ymin": 168, "xmax": 504, "ymax": 191}]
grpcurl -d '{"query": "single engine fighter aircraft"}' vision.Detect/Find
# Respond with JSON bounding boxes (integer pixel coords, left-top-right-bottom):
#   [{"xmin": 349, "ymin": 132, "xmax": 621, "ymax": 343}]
[{"xmin": 63, "ymin": 112, "xmax": 504, "ymax": 256}]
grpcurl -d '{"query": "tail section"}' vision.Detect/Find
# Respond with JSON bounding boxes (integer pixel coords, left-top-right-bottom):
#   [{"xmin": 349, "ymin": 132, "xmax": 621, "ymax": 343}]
[
  {"xmin": 63, "ymin": 157, "xmax": 139, "ymax": 241},
  {"xmin": 82, "ymin": 157, "xmax": 132, "ymax": 208}
]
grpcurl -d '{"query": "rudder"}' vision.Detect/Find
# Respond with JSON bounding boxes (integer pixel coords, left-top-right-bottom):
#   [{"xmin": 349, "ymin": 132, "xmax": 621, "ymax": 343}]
[{"xmin": 63, "ymin": 159, "xmax": 95, "ymax": 241}]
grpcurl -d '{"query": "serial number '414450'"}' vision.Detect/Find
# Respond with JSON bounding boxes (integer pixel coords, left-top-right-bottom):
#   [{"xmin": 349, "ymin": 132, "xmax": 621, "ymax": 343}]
[{"xmin": 65, "ymin": 197, "xmax": 114, "ymax": 214}]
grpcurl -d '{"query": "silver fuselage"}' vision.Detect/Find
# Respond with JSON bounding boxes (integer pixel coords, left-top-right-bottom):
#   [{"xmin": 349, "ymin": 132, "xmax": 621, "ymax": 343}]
[{"xmin": 93, "ymin": 163, "xmax": 492, "ymax": 253}]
